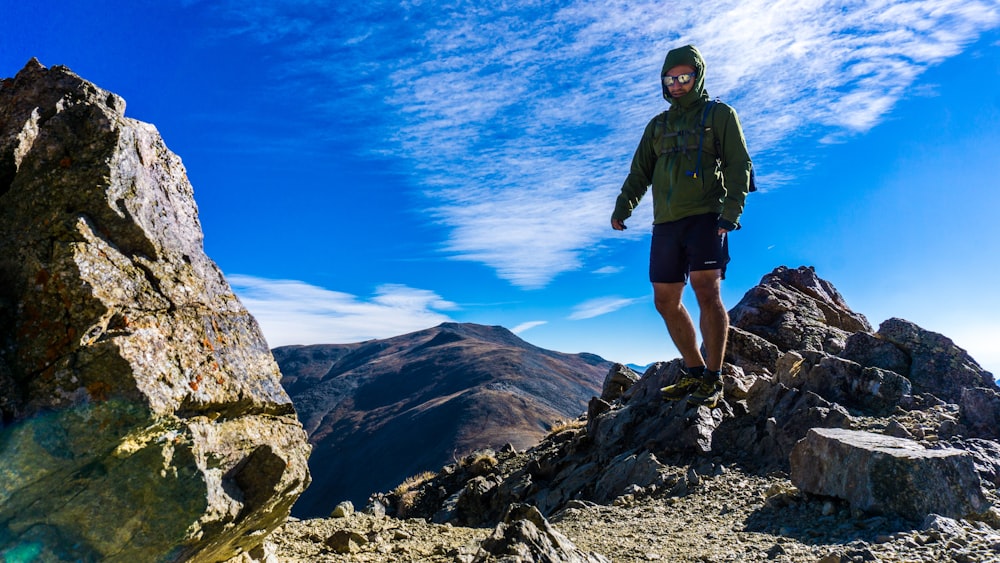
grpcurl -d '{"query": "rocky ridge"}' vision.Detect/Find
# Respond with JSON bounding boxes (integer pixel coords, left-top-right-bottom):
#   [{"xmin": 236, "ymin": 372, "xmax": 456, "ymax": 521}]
[
  {"xmin": 262, "ymin": 266, "xmax": 1000, "ymax": 562},
  {"xmin": 274, "ymin": 322, "xmax": 610, "ymax": 516}
]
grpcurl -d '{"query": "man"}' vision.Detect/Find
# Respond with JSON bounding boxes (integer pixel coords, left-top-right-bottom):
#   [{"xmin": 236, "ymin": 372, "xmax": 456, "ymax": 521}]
[{"xmin": 611, "ymin": 44, "xmax": 752, "ymax": 408}]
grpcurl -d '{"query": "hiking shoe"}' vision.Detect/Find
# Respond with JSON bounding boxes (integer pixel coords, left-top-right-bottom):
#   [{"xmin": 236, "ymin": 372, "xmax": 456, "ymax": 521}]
[
  {"xmin": 687, "ymin": 373, "xmax": 724, "ymax": 408},
  {"xmin": 660, "ymin": 367, "xmax": 705, "ymax": 401}
]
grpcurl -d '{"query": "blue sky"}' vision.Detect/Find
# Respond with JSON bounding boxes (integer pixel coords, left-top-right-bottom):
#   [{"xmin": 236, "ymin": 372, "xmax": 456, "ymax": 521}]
[{"xmin": 3, "ymin": 0, "xmax": 999, "ymax": 377}]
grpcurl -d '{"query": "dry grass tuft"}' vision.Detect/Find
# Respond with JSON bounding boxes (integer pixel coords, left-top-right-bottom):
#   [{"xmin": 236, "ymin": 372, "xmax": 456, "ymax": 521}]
[
  {"xmin": 392, "ymin": 470, "xmax": 438, "ymax": 517},
  {"xmin": 459, "ymin": 450, "xmax": 498, "ymax": 476},
  {"xmin": 546, "ymin": 417, "xmax": 586, "ymax": 437}
]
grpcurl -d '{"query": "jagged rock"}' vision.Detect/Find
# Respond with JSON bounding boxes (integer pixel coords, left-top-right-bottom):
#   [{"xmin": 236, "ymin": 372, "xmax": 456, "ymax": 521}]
[
  {"xmin": 729, "ymin": 266, "xmax": 872, "ymax": 354},
  {"xmin": 712, "ymin": 375, "xmax": 853, "ymax": 472},
  {"xmin": 724, "ymin": 325, "xmax": 781, "ymax": 375},
  {"xmin": 876, "ymin": 317, "xmax": 997, "ymax": 403},
  {"xmin": 586, "ymin": 397, "xmax": 611, "ymax": 433},
  {"xmin": 959, "ymin": 387, "xmax": 1000, "ymax": 440},
  {"xmin": 946, "ymin": 438, "xmax": 1000, "ymax": 487},
  {"xmin": 593, "ymin": 451, "xmax": 669, "ymax": 503},
  {"xmin": 600, "ymin": 363, "xmax": 639, "ymax": 401},
  {"xmin": 454, "ymin": 474, "xmax": 503, "ymax": 523},
  {"xmin": 775, "ymin": 350, "xmax": 911, "ymax": 414},
  {"xmin": 594, "ymin": 361, "xmax": 722, "ymax": 454},
  {"xmin": 790, "ymin": 428, "xmax": 990, "ymax": 520},
  {"xmin": 839, "ymin": 331, "xmax": 911, "ymax": 376},
  {"xmin": 474, "ymin": 504, "xmax": 610, "ymax": 563},
  {"xmin": 0, "ymin": 60, "xmax": 310, "ymax": 561}
]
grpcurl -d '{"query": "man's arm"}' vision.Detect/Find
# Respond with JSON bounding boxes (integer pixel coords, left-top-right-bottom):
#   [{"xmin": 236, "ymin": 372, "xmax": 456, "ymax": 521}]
[
  {"xmin": 612, "ymin": 118, "xmax": 659, "ymax": 229},
  {"xmin": 716, "ymin": 105, "xmax": 752, "ymax": 230}
]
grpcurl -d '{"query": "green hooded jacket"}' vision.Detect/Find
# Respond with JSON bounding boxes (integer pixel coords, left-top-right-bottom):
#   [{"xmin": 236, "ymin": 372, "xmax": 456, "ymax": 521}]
[{"xmin": 612, "ymin": 45, "xmax": 752, "ymax": 229}]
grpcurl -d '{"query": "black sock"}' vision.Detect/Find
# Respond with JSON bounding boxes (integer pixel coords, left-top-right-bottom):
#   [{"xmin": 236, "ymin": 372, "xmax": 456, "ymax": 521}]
[{"xmin": 686, "ymin": 365, "xmax": 706, "ymax": 378}]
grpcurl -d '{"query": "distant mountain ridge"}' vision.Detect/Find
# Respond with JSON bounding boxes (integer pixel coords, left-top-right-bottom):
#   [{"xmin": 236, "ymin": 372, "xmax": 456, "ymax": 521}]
[{"xmin": 274, "ymin": 322, "xmax": 613, "ymax": 517}]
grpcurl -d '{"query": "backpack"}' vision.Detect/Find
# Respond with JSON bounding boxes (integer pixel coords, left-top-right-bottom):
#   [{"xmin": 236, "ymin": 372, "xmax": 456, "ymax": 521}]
[{"xmin": 652, "ymin": 99, "xmax": 757, "ymax": 192}]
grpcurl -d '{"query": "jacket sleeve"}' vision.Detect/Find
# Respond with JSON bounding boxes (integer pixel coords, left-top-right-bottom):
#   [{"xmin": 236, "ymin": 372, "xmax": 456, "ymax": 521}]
[
  {"xmin": 612, "ymin": 117, "xmax": 659, "ymax": 223},
  {"xmin": 716, "ymin": 105, "xmax": 752, "ymax": 229}
]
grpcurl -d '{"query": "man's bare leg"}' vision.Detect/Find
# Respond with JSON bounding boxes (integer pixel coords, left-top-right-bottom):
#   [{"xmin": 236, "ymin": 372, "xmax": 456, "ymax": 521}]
[
  {"xmin": 652, "ymin": 281, "xmax": 706, "ymax": 369},
  {"xmin": 689, "ymin": 269, "xmax": 728, "ymax": 372}
]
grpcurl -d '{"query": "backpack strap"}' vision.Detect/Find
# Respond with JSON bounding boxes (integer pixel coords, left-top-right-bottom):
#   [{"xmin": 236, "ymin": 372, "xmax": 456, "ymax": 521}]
[
  {"xmin": 653, "ymin": 110, "xmax": 701, "ymax": 158},
  {"xmin": 686, "ymin": 100, "xmax": 716, "ymax": 180}
]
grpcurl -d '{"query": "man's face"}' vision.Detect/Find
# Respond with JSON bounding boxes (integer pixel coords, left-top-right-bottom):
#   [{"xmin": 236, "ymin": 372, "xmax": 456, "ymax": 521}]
[{"xmin": 663, "ymin": 64, "xmax": 696, "ymax": 98}]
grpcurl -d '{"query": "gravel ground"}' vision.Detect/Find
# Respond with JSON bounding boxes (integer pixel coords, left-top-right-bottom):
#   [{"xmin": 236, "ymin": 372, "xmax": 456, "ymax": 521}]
[{"xmin": 265, "ymin": 466, "xmax": 1000, "ymax": 562}]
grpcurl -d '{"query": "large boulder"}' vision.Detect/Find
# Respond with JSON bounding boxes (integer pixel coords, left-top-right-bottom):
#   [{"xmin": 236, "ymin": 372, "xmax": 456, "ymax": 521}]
[
  {"xmin": 790, "ymin": 428, "xmax": 990, "ymax": 520},
  {"xmin": 0, "ymin": 60, "xmax": 310, "ymax": 561},
  {"xmin": 729, "ymin": 265, "xmax": 872, "ymax": 355}
]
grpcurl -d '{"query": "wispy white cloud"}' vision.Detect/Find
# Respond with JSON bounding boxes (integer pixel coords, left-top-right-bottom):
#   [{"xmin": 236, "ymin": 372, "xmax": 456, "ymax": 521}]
[
  {"xmin": 568, "ymin": 296, "xmax": 643, "ymax": 320},
  {"xmin": 511, "ymin": 320, "xmax": 548, "ymax": 334},
  {"xmin": 593, "ymin": 266, "xmax": 623, "ymax": 275},
  {"xmin": 207, "ymin": 0, "xmax": 1000, "ymax": 288},
  {"xmin": 228, "ymin": 274, "xmax": 457, "ymax": 347}
]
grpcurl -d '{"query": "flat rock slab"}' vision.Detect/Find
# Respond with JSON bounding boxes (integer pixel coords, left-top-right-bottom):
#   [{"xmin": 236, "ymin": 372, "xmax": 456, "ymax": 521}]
[{"xmin": 791, "ymin": 428, "xmax": 990, "ymax": 520}]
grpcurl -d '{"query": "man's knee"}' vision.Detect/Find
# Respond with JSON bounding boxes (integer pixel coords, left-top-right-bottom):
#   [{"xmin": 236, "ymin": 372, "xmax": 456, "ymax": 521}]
[
  {"xmin": 652, "ymin": 282, "xmax": 684, "ymax": 315},
  {"xmin": 689, "ymin": 270, "xmax": 721, "ymax": 300}
]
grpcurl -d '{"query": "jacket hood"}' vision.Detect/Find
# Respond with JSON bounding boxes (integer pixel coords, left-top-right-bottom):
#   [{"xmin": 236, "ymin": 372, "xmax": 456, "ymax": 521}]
[{"xmin": 661, "ymin": 44, "xmax": 708, "ymax": 106}]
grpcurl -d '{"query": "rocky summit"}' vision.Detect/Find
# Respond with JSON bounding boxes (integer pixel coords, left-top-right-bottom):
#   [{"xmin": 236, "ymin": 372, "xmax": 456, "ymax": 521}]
[
  {"xmin": 263, "ymin": 266, "xmax": 1000, "ymax": 562},
  {"xmin": 0, "ymin": 60, "xmax": 310, "ymax": 562}
]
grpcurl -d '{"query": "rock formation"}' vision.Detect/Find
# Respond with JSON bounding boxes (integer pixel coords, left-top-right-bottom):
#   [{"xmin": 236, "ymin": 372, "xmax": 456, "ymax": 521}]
[
  {"xmin": 380, "ymin": 266, "xmax": 998, "ymax": 531},
  {"xmin": 0, "ymin": 60, "xmax": 310, "ymax": 562}
]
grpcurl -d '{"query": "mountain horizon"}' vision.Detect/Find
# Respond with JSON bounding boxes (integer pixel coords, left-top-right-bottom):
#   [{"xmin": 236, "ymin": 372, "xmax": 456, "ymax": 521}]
[{"xmin": 275, "ymin": 321, "xmax": 613, "ymax": 517}]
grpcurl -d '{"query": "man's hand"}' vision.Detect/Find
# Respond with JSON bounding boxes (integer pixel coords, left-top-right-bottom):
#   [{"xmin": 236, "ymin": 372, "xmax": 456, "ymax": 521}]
[
  {"xmin": 612, "ymin": 219, "xmax": 627, "ymax": 231},
  {"xmin": 718, "ymin": 228, "xmax": 729, "ymax": 236}
]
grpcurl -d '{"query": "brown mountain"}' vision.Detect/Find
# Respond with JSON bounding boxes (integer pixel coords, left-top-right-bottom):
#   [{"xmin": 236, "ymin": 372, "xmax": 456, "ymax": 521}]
[{"xmin": 274, "ymin": 322, "xmax": 612, "ymax": 517}]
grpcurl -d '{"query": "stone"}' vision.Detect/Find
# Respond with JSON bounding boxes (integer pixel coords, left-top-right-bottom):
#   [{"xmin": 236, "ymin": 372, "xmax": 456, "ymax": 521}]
[
  {"xmin": 710, "ymin": 373, "xmax": 852, "ymax": 473},
  {"xmin": 790, "ymin": 428, "xmax": 990, "ymax": 520},
  {"xmin": 922, "ymin": 514, "xmax": 967, "ymax": 536},
  {"xmin": 586, "ymin": 397, "xmax": 612, "ymax": 434},
  {"xmin": 331, "ymin": 500, "xmax": 355, "ymax": 518},
  {"xmin": 365, "ymin": 497, "xmax": 388, "ymax": 517},
  {"xmin": 958, "ymin": 387, "xmax": 1000, "ymax": 440},
  {"xmin": 474, "ymin": 503, "xmax": 610, "ymax": 563},
  {"xmin": 839, "ymin": 331, "xmax": 911, "ymax": 376},
  {"xmin": 775, "ymin": 351, "xmax": 911, "ymax": 414},
  {"xmin": 593, "ymin": 451, "xmax": 667, "ymax": 503},
  {"xmin": 945, "ymin": 438, "xmax": 1000, "ymax": 488},
  {"xmin": 725, "ymin": 325, "xmax": 781, "ymax": 375},
  {"xmin": 591, "ymin": 361, "xmax": 722, "ymax": 456},
  {"xmin": 324, "ymin": 530, "xmax": 365, "ymax": 554},
  {"xmin": 600, "ymin": 363, "xmax": 640, "ymax": 402},
  {"xmin": 876, "ymin": 317, "xmax": 997, "ymax": 403},
  {"xmin": 728, "ymin": 266, "xmax": 872, "ymax": 354},
  {"xmin": 0, "ymin": 60, "xmax": 310, "ymax": 561}
]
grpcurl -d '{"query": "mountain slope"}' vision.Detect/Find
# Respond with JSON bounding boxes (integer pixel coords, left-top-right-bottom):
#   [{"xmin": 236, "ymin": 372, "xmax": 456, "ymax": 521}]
[{"xmin": 274, "ymin": 322, "xmax": 612, "ymax": 517}]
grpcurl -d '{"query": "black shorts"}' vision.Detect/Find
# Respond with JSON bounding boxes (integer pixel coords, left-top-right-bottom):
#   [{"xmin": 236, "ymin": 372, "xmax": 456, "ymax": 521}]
[{"xmin": 649, "ymin": 213, "xmax": 730, "ymax": 283}]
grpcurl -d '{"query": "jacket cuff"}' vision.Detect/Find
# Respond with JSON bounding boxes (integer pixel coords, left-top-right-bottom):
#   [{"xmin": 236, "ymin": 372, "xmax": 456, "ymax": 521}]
[
  {"xmin": 612, "ymin": 200, "xmax": 633, "ymax": 222},
  {"xmin": 718, "ymin": 218, "xmax": 739, "ymax": 232}
]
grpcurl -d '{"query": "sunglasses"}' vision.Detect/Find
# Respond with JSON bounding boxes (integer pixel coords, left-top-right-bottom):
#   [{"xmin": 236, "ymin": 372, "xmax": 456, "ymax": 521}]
[{"xmin": 662, "ymin": 72, "xmax": 696, "ymax": 87}]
